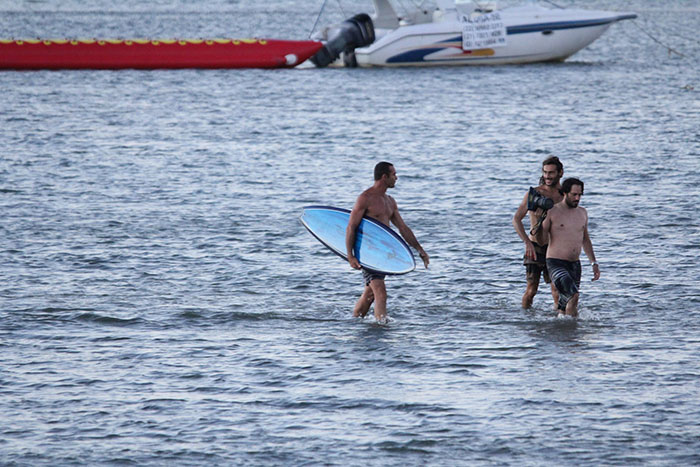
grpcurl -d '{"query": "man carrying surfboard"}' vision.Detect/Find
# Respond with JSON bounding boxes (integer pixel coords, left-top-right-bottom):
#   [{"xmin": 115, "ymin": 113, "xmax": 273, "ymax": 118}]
[{"xmin": 346, "ymin": 162, "xmax": 429, "ymax": 323}]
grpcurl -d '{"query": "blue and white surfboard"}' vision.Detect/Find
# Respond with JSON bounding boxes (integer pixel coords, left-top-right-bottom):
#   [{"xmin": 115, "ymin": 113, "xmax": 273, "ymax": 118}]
[{"xmin": 300, "ymin": 205, "xmax": 416, "ymax": 275}]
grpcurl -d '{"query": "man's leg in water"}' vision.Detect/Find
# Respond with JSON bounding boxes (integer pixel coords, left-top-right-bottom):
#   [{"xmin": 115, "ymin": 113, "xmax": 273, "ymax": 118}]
[
  {"xmin": 353, "ymin": 285, "xmax": 374, "ymax": 318},
  {"xmin": 522, "ymin": 274, "xmax": 540, "ymax": 309},
  {"xmin": 369, "ymin": 278, "xmax": 387, "ymax": 322},
  {"xmin": 565, "ymin": 292, "xmax": 579, "ymax": 317},
  {"xmin": 550, "ymin": 282, "xmax": 560, "ymax": 312}
]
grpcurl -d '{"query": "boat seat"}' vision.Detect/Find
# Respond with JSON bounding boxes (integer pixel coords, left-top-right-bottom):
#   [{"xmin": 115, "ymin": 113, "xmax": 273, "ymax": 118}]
[{"xmin": 372, "ymin": 0, "xmax": 400, "ymax": 29}]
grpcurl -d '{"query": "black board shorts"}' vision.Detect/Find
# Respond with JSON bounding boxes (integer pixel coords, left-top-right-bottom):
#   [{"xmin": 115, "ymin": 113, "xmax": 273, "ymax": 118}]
[
  {"xmin": 546, "ymin": 258, "xmax": 582, "ymax": 311},
  {"xmin": 362, "ymin": 268, "xmax": 386, "ymax": 286}
]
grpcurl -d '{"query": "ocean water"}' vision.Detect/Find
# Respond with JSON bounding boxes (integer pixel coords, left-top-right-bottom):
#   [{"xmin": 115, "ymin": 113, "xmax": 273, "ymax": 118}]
[{"xmin": 1, "ymin": 1, "xmax": 699, "ymax": 465}]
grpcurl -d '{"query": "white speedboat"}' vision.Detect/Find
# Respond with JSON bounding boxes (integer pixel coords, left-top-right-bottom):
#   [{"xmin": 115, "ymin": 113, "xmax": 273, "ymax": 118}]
[{"xmin": 310, "ymin": 0, "xmax": 636, "ymax": 67}]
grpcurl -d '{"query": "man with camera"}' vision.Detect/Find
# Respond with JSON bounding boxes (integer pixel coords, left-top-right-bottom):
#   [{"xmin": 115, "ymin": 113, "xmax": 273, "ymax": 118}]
[
  {"xmin": 541, "ymin": 178, "xmax": 600, "ymax": 317},
  {"xmin": 512, "ymin": 156, "xmax": 564, "ymax": 309}
]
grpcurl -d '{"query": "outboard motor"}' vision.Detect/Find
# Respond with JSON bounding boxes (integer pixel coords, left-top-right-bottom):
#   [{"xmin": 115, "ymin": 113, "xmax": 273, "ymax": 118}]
[{"xmin": 311, "ymin": 13, "xmax": 375, "ymax": 68}]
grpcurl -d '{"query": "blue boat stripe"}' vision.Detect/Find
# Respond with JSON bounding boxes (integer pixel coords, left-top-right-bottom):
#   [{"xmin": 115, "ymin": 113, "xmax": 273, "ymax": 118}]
[
  {"xmin": 507, "ymin": 17, "xmax": 619, "ymax": 34},
  {"xmin": 428, "ymin": 17, "xmax": 620, "ymax": 44},
  {"xmin": 387, "ymin": 48, "xmax": 446, "ymax": 63}
]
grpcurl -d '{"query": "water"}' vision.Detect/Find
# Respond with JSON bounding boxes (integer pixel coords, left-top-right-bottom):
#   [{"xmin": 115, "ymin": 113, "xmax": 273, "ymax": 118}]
[{"xmin": 1, "ymin": 0, "xmax": 699, "ymax": 465}]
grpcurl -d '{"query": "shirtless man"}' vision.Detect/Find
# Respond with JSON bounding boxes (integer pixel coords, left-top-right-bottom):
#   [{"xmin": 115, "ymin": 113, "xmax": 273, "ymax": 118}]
[
  {"xmin": 346, "ymin": 162, "xmax": 429, "ymax": 323},
  {"xmin": 513, "ymin": 156, "xmax": 564, "ymax": 309},
  {"xmin": 541, "ymin": 178, "xmax": 600, "ymax": 317}
]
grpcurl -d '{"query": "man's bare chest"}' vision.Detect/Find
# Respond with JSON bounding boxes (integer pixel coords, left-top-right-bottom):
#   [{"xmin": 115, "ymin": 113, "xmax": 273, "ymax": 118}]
[{"xmin": 366, "ymin": 197, "xmax": 393, "ymax": 221}]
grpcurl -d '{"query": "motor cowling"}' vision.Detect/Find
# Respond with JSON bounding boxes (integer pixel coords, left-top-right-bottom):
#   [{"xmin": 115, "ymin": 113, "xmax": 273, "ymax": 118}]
[{"xmin": 310, "ymin": 13, "xmax": 375, "ymax": 68}]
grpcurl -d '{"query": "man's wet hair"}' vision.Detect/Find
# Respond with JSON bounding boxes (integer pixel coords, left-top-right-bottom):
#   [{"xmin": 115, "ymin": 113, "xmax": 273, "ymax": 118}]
[
  {"xmin": 539, "ymin": 156, "xmax": 563, "ymax": 185},
  {"xmin": 542, "ymin": 156, "xmax": 563, "ymax": 172},
  {"xmin": 374, "ymin": 161, "xmax": 394, "ymax": 181},
  {"xmin": 561, "ymin": 177, "xmax": 584, "ymax": 194}
]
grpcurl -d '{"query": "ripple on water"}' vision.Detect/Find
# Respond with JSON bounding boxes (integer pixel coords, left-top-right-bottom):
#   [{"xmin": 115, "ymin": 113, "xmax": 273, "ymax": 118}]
[{"xmin": 1, "ymin": 1, "xmax": 700, "ymax": 464}]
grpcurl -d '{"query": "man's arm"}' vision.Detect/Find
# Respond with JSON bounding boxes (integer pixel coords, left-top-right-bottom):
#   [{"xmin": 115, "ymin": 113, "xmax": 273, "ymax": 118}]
[
  {"xmin": 513, "ymin": 191, "xmax": 536, "ymax": 260},
  {"xmin": 540, "ymin": 207, "xmax": 552, "ymax": 240},
  {"xmin": 345, "ymin": 195, "xmax": 367, "ymax": 270},
  {"xmin": 581, "ymin": 212, "xmax": 600, "ymax": 281},
  {"xmin": 390, "ymin": 201, "xmax": 429, "ymax": 269}
]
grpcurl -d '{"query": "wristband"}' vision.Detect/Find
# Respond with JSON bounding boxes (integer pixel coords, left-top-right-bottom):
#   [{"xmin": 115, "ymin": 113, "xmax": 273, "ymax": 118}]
[{"xmin": 591, "ymin": 262, "xmax": 598, "ymax": 267}]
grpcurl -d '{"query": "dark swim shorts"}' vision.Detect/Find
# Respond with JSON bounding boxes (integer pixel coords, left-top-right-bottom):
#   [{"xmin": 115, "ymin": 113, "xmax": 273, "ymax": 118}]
[
  {"xmin": 524, "ymin": 242, "xmax": 551, "ymax": 284},
  {"xmin": 362, "ymin": 268, "xmax": 386, "ymax": 287},
  {"xmin": 546, "ymin": 258, "xmax": 582, "ymax": 311}
]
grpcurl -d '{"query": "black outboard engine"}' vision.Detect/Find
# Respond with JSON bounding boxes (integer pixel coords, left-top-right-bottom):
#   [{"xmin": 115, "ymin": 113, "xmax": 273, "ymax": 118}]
[{"xmin": 311, "ymin": 13, "xmax": 375, "ymax": 68}]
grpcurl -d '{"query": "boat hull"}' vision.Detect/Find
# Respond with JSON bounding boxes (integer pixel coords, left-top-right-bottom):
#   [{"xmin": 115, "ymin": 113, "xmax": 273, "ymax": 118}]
[
  {"xmin": 354, "ymin": 8, "xmax": 636, "ymax": 67},
  {"xmin": 0, "ymin": 38, "xmax": 323, "ymax": 70}
]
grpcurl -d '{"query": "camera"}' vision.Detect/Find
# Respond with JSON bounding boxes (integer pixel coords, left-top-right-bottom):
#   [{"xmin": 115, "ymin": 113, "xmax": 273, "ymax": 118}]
[{"xmin": 527, "ymin": 187, "xmax": 554, "ymax": 211}]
